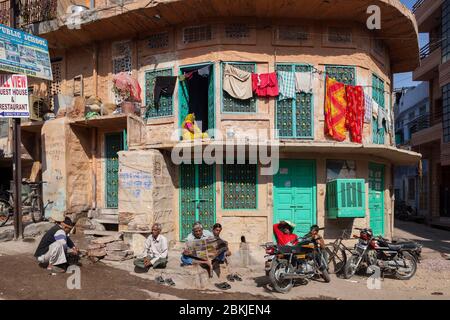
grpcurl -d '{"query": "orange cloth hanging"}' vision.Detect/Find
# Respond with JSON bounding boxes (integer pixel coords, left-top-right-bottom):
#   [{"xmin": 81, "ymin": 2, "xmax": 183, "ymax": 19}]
[
  {"xmin": 325, "ymin": 76, "xmax": 347, "ymax": 141},
  {"xmin": 345, "ymin": 85, "xmax": 365, "ymax": 143}
]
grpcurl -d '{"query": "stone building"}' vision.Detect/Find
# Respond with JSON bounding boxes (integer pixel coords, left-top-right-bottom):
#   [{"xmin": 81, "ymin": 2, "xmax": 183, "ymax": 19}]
[
  {"xmin": 411, "ymin": 0, "xmax": 450, "ymax": 227},
  {"xmin": 1, "ymin": 0, "xmax": 421, "ymax": 251}
]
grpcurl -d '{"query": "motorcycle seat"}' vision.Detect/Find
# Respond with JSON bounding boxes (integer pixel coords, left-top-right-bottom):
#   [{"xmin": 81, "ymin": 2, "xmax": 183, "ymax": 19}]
[{"xmin": 387, "ymin": 244, "xmax": 403, "ymax": 251}]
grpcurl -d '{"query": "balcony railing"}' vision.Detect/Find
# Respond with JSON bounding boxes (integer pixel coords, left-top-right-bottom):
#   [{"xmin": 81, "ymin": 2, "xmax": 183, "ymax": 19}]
[
  {"xmin": 18, "ymin": 0, "xmax": 57, "ymax": 27},
  {"xmin": 0, "ymin": 0, "xmax": 57, "ymax": 27},
  {"xmin": 413, "ymin": 0, "xmax": 426, "ymax": 13},
  {"xmin": 0, "ymin": 0, "xmax": 10, "ymax": 25},
  {"xmin": 409, "ymin": 113, "xmax": 431, "ymax": 135},
  {"xmin": 419, "ymin": 38, "xmax": 443, "ymax": 59}
]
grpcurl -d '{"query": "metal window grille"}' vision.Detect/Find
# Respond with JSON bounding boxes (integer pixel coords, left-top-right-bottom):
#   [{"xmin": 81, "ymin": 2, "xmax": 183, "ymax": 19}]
[
  {"xmin": 144, "ymin": 68, "xmax": 173, "ymax": 118},
  {"xmin": 443, "ymin": 84, "xmax": 450, "ymax": 143},
  {"xmin": 18, "ymin": 0, "xmax": 57, "ymax": 27},
  {"xmin": 328, "ymin": 27, "xmax": 352, "ymax": 43},
  {"xmin": 47, "ymin": 61, "xmax": 62, "ymax": 109},
  {"xmin": 148, "ymin": 32, "xmax": 169, "ymax": 49},
  {"xmin": 112, "ymin": 41, "xmax": 132, "ymax": 74},
  {"xmin": 222, "ymin": 63, "xmax": 256, "ymax": 112},
  {"xmin": 0, "ymin": 1, "xmax": 9, "ymax": 25},
  {"xmin": 223, "ymin": 164, "xmax": 257, "ymax": 209},
  {"xmin": 183, "ymin": 25, "xmax": 212, "ymax": 44},
  {"xmin": 325, "ymin": 65, "xmax": 356, "ymax": 85},
  {"xmin": 278, "ymin": 26, "xmax": 309, "ymax": 41},
  {"xmin": 225, "ymin": 24, "xmax": 250, "ymax": 39},
  {"xmin": 276, "ymin": 64, "xmax": 313, "ymax": 138}
]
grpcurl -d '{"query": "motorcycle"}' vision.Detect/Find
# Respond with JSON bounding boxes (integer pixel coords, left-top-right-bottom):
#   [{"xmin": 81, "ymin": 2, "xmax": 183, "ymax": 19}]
[
  {"xmin": 261, "ymin": 242, "xmax": 277, "ymax": 276},
  {"xmin": 268, "ymin": 233, "xmax": 330, "ymax": 294},
  {"xmin": 344, "ymin": 228, "xmax": 418, "ymax": 280}
]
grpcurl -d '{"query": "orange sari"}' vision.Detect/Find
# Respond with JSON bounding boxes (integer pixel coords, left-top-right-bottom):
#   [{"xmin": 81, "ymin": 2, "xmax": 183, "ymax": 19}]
[{"xmin": 325, "ymin": 77, "xmax": 347, "ymax": 141}]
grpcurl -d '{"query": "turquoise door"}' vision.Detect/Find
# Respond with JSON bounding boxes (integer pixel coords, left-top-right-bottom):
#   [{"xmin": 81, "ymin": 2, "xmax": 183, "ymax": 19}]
[
  {"xmin": 105, "ymin": 132, "xmax": 124, "ymax": 208},
  {"xmin": 179, "ymin": 164, "xmax": 216, "ymax": 240},
  {"xmin": 369, "ymin": 163, "xmax": 385, "ymax": 236},
  {"xmin": 273, "ymin": 160, "xmax": 316, "ymax": 236}
]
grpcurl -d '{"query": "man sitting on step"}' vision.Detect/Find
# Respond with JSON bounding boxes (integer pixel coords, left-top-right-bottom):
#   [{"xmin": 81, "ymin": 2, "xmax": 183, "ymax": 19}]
[
  {"xmin": 180, "ymin": 221, "xmax": 214, "ymax": 266},
  {"xmin": 134, "ymin": 223, "xmax": 168, "ymax": 272},
  {"xmin": 34, "ymin": 217, "xmax": 79, "ymax": 273}
]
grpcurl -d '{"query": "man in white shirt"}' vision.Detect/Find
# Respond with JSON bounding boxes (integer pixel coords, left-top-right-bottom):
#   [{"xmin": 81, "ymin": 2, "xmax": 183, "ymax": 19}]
[{"xmin": 134, "ymin": 223, "xmax": 168, "ymax": 271}]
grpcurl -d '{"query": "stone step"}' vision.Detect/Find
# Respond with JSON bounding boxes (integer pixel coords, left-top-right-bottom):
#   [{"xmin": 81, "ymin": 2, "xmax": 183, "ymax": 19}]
[
  {"xmin": 83, "ymin": 230, "xmax": 122, "ymax": 237},
  {"xmin": 93, "ymin": 215, "xmax": 119, "ymax": 225}
]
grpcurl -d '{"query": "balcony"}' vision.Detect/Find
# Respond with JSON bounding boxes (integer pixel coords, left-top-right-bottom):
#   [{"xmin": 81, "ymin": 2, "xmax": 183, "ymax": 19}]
[
  {"xmin": 413, "ymin": 40, "xmax": 442, "ymax": 81},
  {"xmin": 409, "ymin": 113, "xmax": 431, "ymax": 136},
  {"xmin": 411, "ymin": 122, "xmax": 442, "ymax": 147},
  {"xmin": 413, "ymin": 0, "xmax": 443, "ymax": 33}
]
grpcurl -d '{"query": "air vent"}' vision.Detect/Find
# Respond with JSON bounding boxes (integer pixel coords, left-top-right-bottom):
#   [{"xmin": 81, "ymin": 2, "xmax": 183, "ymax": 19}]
[
  {"xmin": 328, "ymin": 27, "xmax": 352, "ymax": 43},
  {"xmin": 148, "ymin": 32, "xmax": 169, "ymax": 49},
  {"xmin": 183, "ymin": 25, "xmax": 212, "ymax": 44},
  {"xmin": 225, "ymin": 24, "xmax": 250, "ymax": 39},
  {"xmin": 278, "ymin": 26, "xmax": 309, "ymax": 41}
]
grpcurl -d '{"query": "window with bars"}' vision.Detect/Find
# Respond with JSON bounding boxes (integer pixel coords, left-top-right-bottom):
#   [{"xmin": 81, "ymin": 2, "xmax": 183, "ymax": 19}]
[
  {"xmin": 148, "ymin": 32, "xmax": 169, "ymax": 49},
  {"xmin": 443, "ymin": 83, "xmax": 450, "ymax": 143},
  {"xmin": 276, "ymin": 64, "xmax": 314, "ymax": 138},
  {"xmin": 112, "ymin": 41, "xmax": 132, "ymax": 74},
  {"xmin": 222, "ymin": 164, "xmax": 257, "ymax": 209},
  {"xmin": 328, "ymin": 27, "xmax": 352, "ymax": 44},
  {"xmin": 225, "ymin": 24, "xmax": 250, "ymax": 39},
  {"xmin": 47, "ymin": 60, "xmax": 62, "ymax": 109},
  {"xmin": 222, "ymin": 62, "xmax": 256, "ymax": 112},
  {"xmin": 183, "ymin": 25, "xmax": 212, "ymax": 44},
  {"xmin": 144, "ymin": 68, "xmax": 173, "ymax": 118},
  {"xmin": 278, "ymin": 26, "xmax": 309, "ymax": 41},
  {"xmin": 442, "ymin": 0, "xmax": 450, "ymax": 63},
  {"xmin": 372, "ymin": 73, "xmax": 386, "ymax": 144},
  {"xmin": 325, "ymin": 65, "xmax": 356, "ymax": 85}
]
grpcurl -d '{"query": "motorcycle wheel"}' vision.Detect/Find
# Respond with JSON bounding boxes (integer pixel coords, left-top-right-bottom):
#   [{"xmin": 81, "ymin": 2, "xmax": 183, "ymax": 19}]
[
  {"xmin": 343, "ymin": 255, "xmax": 360, "ymax": 279},
  {"xmin": 0, "ymin": 199, "xmax": 12, "ymax": 227},
  {"xmin": 269, "ymin": 261, "xmax": 294, "ymax": 294},
  {"xmin": 324, "ymin": 245, "xmax": 347, "ymax": 274},
  {"xmin": 30, "ymin": 197, "xmax": 44, "ymax": 223},
  {"xmin": 394, "ymin": 252, "xmax": 417, "ymax": 280}
]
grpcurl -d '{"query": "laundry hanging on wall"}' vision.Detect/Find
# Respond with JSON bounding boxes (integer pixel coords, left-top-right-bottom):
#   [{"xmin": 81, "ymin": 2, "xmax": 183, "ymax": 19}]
[
  {"xmin": 294, "ymin": 71, "xmax": 313, "ymax": 94},
  {"xmin": 345, "ymin": 85, "xmax": 365, "ymax": 143},
  {"xmin": 222, "ymin": 64, "xmax": 253, "ymax": 100},
  {"xmin": 153, "ymin": 76, "xmax": 177, "ymax": 107},
  {"xmin": 377, "ymin": 106, "xmax": 389, "ymax": 133},
  {"xmin": 251, "ymin": 72, "xmax": 279, "ymax": 97},
  {"xmin": 325, "ymin": 76, "xmax": 348, "ymax": 142},
  {"xmin": 364, "ymin": 92, "xmax": 373, "ymax": 123},
  {"xmin": 277, "ymin": 70, "xmax": 296, "ymax": 101}
]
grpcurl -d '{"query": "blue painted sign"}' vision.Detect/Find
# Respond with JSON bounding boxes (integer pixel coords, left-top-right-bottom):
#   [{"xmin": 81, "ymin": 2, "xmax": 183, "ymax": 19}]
[{"xmin": 0, "ymin": 23, "xmax": 52, "ymax": 81}]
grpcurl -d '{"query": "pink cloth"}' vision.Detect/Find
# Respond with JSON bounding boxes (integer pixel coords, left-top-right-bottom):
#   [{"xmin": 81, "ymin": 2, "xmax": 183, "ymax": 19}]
[
  {"xmin": 251, "ymin": 73, "xmax": 279, "ymax": 97},
  {"xmin": 112, "ymin": 72, "xmax": 142, "ymax": 102}
]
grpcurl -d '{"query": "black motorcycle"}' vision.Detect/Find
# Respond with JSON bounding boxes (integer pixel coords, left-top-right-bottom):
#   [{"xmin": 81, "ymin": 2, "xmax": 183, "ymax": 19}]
[
  {"xmin": 344, "ymin": 228, "xmax": 418, "ymax": 280},
  {"xmin": 269, "ymin": 233, "xmax": 330, "ymax": 293}
]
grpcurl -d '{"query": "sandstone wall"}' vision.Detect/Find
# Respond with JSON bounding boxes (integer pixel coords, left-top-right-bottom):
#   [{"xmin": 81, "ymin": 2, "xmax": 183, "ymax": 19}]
[{"xmin": 118, "ymin": 149, "xmax": 176, "ymax": 242}]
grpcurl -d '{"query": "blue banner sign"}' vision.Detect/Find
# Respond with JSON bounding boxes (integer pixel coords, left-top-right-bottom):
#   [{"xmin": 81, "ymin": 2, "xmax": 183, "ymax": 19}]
[{"xmin": 0, "ymin": 23, "xmax": 52, "ymax": 81}]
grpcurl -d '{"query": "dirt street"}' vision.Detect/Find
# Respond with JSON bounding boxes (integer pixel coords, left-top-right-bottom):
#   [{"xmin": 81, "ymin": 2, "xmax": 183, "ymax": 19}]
[{"xmin": 0, "ymin": 220, "xmax": 449, "ymax": 300}]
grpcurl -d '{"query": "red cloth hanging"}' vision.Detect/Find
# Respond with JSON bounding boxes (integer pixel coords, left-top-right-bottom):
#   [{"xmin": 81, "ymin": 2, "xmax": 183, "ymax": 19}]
[
  {"xmin": 345, "ymin": 85, "xmax": 365, "ymax": 143},
  {"xmin": 251, "ymin": 72, "xmax": 279, "ymax": 97},
  {"xmin": 112, "ymin": 72, "xmax": 142, "ymax": 102},
  {"xmin": 325, "ymin": 76, "xmax": 347, "ymax": 141}
]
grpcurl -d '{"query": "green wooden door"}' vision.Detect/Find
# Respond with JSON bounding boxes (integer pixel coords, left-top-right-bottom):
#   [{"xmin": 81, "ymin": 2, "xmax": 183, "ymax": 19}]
[
  {"xmin": 179, "ymin": 164, "xmax": 216, "ymax": 240},
  {"xmin": 369, "ymin": 163, "xmax": 385, "ymax": 236},
  {"xmin": 273, "ymin": 160, "xmax": 316, "ymax": 236},
  {"xmin": 105, "ymin": 132, "xmax": 123, "ymax": 208}
]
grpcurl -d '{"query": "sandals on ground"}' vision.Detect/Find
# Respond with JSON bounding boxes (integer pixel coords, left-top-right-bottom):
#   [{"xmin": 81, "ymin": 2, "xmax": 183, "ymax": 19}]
[
  {"xmin": 215, "ymin": 282, "xmax": 231, "ymax": 290},
  {"xmin": 155, "ymin": 276, "xmax": 165, "ymax": 284},
  {"xmin": 165, "ymin": 278, "xmax": 176, "ymax": 286}
]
